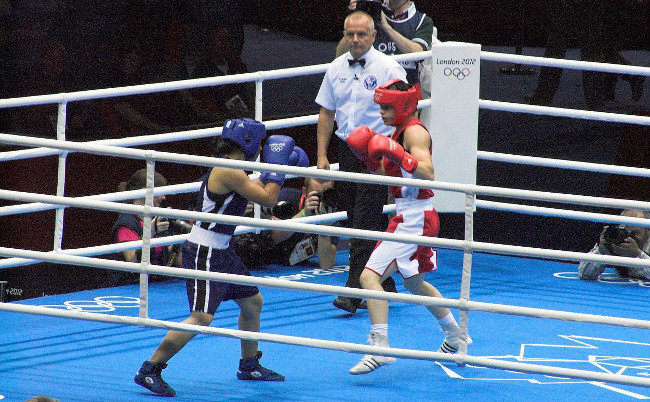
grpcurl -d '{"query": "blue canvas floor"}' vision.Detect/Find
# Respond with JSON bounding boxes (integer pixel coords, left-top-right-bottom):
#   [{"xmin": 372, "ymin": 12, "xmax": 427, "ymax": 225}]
[{"xmin": 1, "ymin": 249, "xmax": 649, "ymax": 401}]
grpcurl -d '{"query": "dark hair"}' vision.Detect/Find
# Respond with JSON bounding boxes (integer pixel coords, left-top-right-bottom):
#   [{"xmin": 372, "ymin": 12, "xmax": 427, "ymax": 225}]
[
  {"xmin": 117, "ymin": 168, "xmax": 168, "ymax": 192},
  {"xmin": 210, "ymin": 136, "xmax": 245, "ymax": 158}
]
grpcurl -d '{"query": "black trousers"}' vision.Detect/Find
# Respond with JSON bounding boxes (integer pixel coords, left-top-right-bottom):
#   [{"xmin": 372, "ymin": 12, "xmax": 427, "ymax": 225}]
[
  {"xmin": 336, "ymin": 136, "xmax": 397, "ymax": 301},
  {"xmin": 532, "ymin": 0, "xmax": 605, "ymax": 109}
]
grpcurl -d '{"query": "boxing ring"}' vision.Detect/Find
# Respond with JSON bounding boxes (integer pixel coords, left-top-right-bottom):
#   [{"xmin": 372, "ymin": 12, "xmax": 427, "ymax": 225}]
[{"xmin": 1, "ymin": 42, "xmax": 650, "ymax": 401}]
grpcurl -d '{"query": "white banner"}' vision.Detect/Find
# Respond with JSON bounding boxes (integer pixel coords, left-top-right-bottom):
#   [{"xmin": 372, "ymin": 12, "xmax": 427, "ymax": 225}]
[{"xmin": 428, "ymin": 42, "xmax": 480, "ymax": 212}]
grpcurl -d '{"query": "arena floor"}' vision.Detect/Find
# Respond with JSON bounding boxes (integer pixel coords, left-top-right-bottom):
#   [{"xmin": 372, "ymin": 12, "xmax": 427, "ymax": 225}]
[{"xmin": 1, "ymin": 249, "xmax": 648, "ymax": 401}]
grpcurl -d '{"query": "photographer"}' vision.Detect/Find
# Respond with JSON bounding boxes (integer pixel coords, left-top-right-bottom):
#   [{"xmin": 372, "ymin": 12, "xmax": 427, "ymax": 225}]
[
  {"xmin": 578, "ymin": 209, "xmax": 650, "ymax": 281},
  {"xmin": 106, "ymin": 168, "xmax": 185, "ymax": 287},
  {"xmin": 336, "ymin": 0, "xmax": 435, "ymax": 90},
  {"xmin": 233, "ymin": 178, "xmax": 340, "ymax": 270}
]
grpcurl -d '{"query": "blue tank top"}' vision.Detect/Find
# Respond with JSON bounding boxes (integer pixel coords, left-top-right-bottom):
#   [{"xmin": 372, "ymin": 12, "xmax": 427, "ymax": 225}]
[{"xmin": 193, "ymin": 168, "xmax": 249, "ymax": 236}]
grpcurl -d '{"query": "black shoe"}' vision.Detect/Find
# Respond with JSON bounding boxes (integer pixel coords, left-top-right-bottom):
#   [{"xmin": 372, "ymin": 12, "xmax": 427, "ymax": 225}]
[
  {"xmin": 237, "ymin": 351, "xmax": 285, "ymax": 381},
  {"xmin": 134, "ymin": 361, "xmax": 176, "ymax": 397},
  {"xmin": 333, "ymin": 296, "xmax": 359, "ymax": 314}
]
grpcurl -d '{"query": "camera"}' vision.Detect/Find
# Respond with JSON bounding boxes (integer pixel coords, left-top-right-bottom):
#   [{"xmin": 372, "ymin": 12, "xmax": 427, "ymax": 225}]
[
  {"xmin": 168, "ymin": 218, "xmax": 193, "ymax": 235},
  {"xmin": 261, "ymin": 201, "xmax": 296, "ymax": 220},
  {"xmin": 603, "ymin": 224, "xmax": 632, "ymax": 244},
  {"xmin": 353, "ymin": 0, "xmax": 391, "ymax": 24},
  {"xmin": 314, "ymin": 187, "xmax": 340, "ymax": 209}
]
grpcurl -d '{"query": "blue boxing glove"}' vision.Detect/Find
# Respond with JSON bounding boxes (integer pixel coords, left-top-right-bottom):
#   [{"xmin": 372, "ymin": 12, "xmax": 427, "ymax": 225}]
[
  {"xmin": 288, "ymin": 146, "xmax": 309, "ymax": 168},
  {"xmin": 260, "ymin": 135, "xmax": 295, "ymax": 185}
]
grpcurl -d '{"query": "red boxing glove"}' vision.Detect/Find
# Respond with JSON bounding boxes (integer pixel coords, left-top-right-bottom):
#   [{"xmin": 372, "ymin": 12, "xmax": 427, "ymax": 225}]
[
  {"xmin": 368, "ymin": 135, "xmax": 419, "ymax": 173},
  {"xmin": 346, "ymin": 126, "xmax": 382, "ymax": 171}
]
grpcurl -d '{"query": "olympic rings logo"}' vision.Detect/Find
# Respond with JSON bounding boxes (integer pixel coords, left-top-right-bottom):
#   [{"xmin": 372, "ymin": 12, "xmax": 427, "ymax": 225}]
[
  {"xmin": 443, "ymin": 67, "xmax": 470, "ymax": 80},
  {"xmin": 41, "ymin": 296, "xmax": 140, "ymax": 313},
  {"xmin": 268, "ymin": 143, "xmax": 286, "ymax": 152}
]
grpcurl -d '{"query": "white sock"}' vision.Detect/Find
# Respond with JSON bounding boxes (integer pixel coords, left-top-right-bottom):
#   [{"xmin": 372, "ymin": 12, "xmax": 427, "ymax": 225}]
[
  {"xmin": 438, "ymin": 313, "xmax": 457, "ymax": 328},
  {"xmin": 371, "ymin": 323, "xmax": 388, "ymax": 337}
]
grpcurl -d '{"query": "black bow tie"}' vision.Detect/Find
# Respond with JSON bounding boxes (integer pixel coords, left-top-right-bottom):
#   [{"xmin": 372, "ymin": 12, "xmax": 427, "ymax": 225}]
[{"xmin": 348, "ymin": 58, "xmax": 366, "ymax": 67}]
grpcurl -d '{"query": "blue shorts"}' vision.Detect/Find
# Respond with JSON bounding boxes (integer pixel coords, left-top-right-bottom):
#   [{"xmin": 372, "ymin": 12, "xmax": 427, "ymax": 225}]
[{"xmin": 182, "ymin": 241, "xmax": 259, "ymax": 315}]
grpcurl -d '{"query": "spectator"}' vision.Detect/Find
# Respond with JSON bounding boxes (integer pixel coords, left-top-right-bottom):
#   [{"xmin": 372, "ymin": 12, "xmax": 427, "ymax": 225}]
[
  {"xmin": 10, "ymin": 40, "xmax": 100, "ymax": 139},
  {"xmin": 106, "ymin": 168, "xmax": 184, "ymax": 288},
  {"xmin": 233, "ymin": 177, "xmax": 340, "ymax": 270},
  {"xmin": 578, "ymin": 209, "xmax": 650, "ymax": 281},
  {"xmin": 156, "ymin": 36, "xmax": 218, "ymax": 127},
  {"xmin": 101, "ymin": 40, "xmax": 170, "ymax": 138},
  {"xmin": 601, "ymin": 0, "xmax": 645, "ymax": 102},
  {"xmin": 0, "ymin": 5, "xmax": 16, "ymax": 131},
  {"xmin": 191, "ymin": 26, "xmax": 255, "ymax": 125},
  {"xmin": 523, "ymin": 0, "xmax": 605, "ymax": 110},
  {"xmin": 315, "ymin": 11, "xmax": 407, "ymax": 314}
]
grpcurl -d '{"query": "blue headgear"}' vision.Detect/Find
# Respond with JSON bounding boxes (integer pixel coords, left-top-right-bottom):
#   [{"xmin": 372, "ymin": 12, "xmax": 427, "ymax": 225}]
[{"xmin": 221, "ymin": 118, "xmax": 266, "ymax": 161}]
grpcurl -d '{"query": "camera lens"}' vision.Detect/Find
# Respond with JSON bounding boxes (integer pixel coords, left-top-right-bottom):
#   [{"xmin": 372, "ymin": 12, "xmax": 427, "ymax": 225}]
[
  {"xmin": 353, "ymin": 0, "xmax": 382, "ymax": 24},
  {"xmin": 603, "ymin": 224, "xmax": 631, "ymax": 244},
  {"xmin": 271, "ymin": 201, "xmax": 295, "ymax": 220},
  {"xmin": 169, "ymin": 219, "xmax": 193, "ymax": 234},
  {"xmin": 320, "ymin": 188, "xmax": 340, "ymax": 208}
]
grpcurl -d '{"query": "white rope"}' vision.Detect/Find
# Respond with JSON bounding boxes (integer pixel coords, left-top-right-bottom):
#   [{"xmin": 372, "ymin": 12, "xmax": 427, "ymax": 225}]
[
  {"xmin": 478, "ymin": 151, "xmax": 650, "ymax": 177},
  {"xmin": 1, "ymin": 48, "xmax": 647, "ymax": 161},
  {"xmin": 476, "ymin": 199, "xmax": 650, "ymax": 227},
  {"xmin": 0, "ymin": 247, "xmax": 648, "ymax": 331},
  {"xmin": 481, "ymin": 51, "xmax": 650, "ymax": 75},
  {"xmin": 0, "ymin": 205, "xmax": 388, "ymax": 269},
  {"xmin": 1, "ymin": 190, "xmax": 649, "ymax": 271},
  {"xmin": 1, "ymin": 302, "xmax": 648, "ymax": 388},
  {"xmin": 5, "ymin": 196, "xmax": 648, "ymax": 271},
  {"xmin": 4, "ymin": 132, "xmax": 650, "ymax": 213},
  {"xmin": 0, "ymin": 49, "xmax": 645, "ymax": 111},
  {"xmin": 480, "ymin": 99, "xmax": 650, "ymax": 125}
]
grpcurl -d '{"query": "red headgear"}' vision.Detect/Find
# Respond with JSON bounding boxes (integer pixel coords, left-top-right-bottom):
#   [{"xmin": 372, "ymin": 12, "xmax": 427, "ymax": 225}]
[{"xmin": 374, "ymin": 79, "xmax": 419, "ymax": 125}]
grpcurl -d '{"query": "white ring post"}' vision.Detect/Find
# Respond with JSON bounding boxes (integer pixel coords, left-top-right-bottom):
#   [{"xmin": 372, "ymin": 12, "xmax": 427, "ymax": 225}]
[
  {"xmin": 459, "ymin": 192, "xmax": 475, "ymax": 356},
  {"xmin": 255, "ymin": 77, "xmax": 263, "ymax": 122},
  {"xmin": 139, "ymin": 159, "xmax": 156, "ymax": 319},
  {"xmin": 53, "ymin": 101, "xmax": 69, "ymax": 252},
  {"xmin": 254, "ymin": 80, "xmax": 264, "ymax": 232},
  {"xmin": 429, "ymin": 42, "xmax": 480, "ymax": 212}
]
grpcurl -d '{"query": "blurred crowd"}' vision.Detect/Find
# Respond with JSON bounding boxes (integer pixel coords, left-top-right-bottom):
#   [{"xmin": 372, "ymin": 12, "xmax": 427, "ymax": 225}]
[{"xmin": 0, "ymin": 0, "xmax": 250, "ymax": 140}]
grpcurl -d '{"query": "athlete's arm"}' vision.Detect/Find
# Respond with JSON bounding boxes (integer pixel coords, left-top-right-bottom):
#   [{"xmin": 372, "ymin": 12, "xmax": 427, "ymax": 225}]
[
  {"xmin": 209, "ymin": 167, "xmax": 280, "ymax": 207},
  {"xmin": 316, "ymin": 107, "xmax": 336, "ymax": 170},
  {"xmin": 378, "ymin": 12, "xmax": 427, "ymax": 54},
  {"xmin": 403, "ymin": 125, "xmax": 434, "ymax": 180}
]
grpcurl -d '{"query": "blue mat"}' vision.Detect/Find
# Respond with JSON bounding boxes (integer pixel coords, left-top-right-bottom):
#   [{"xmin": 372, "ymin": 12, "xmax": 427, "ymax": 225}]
[{"xmin": 1, "ymin": 249, "xmax": 648, "ymax": 401}]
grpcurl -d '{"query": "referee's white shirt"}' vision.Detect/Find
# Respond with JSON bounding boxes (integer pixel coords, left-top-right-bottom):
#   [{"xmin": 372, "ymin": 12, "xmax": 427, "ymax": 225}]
[{"xmin": 315, "ymin": 46, "xmax": 407, "ymax": 141}]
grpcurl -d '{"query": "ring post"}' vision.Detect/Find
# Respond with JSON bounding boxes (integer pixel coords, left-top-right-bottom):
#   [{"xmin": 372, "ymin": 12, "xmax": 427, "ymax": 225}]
[
  {"xmin": 458, "ymin": 192, "xmax": 475, "ymax": 358},
  {"xmin": 139, "ymin": 158, "xmax": 156, "ymax": 320},
  {"xmin": 429, "ymin": 42, "xmax": 480, "ymax": 213}
]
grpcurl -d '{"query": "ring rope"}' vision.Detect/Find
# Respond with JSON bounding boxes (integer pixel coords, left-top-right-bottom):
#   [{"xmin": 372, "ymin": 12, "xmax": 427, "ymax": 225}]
[
  {"xmin": 1, "ymin": 301, "xmax": 648, "ymax": 388},
  {"xmin": 0, "ymin": 249, "xmax": 649, "ymax": 332},
  {"xmin": 2, "ymin": 132, "xmax": 650, "ymax": 213}
]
